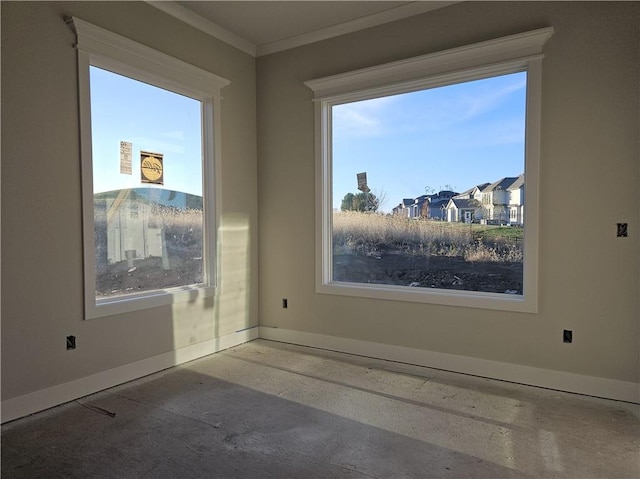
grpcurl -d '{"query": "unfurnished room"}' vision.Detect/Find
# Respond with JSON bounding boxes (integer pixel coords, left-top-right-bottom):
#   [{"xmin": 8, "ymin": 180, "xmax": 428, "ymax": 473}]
[{"xmin": 1, "ymin": 1, "xmax": 639, "ymax": 478}]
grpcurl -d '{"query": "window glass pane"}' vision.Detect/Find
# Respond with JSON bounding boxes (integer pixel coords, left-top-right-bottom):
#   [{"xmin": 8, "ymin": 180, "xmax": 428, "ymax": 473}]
[
  {"xmin": 331, "ymin": 71, "xmax": 526, "ymax": 295},
  {"xmin": 90, "ymin": 66, "xmax": 204, "ymax": 298}
]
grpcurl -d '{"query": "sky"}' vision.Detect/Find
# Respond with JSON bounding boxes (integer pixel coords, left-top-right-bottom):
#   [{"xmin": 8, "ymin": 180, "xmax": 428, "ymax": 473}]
[
  {"xmin": 90, "ymin": 66, "xmax": 203, "ymax": 196},
  {"xmin": 90, "ymin": 67, "xmax": 526, "ymax": 211},
  {"xmin": 332, "ymin": 71, "xmax": 527, "ymax": 212}
]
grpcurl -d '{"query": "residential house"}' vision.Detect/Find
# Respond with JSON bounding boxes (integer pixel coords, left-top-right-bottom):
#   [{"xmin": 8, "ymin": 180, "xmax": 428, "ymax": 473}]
[
  {"xmin": 454, "ymin": 183, "xmax": 490, "ymax": 201},
  {"xmin": 477, "ymin": 175, "xmax": 524, "ymax": 225},
  {"xmin": 392, "ymin": 198, "xmax": 415, "ymax": 218},
  {"xmin": 445, "ymin": 176, "xmax": 525, "ymax": 225},
  {"xmin": 421, "ymin": 190, "xmax": 457, "ymax": 220},
  {"xmin": 507, "ymin": 174, "xmax": 525, "ymax": 225},
  {"xmin": 444, "ymin": 197, "xmax": 476, "ymax": 223},
  {"xmin": 392, "ymin": 191, "xmax": 457, "ymax": 220}
]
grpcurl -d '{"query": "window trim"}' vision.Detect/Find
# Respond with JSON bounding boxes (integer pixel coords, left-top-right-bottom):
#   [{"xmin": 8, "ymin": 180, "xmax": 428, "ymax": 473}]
[
  {"xmin": 305, "ymin": 28, "xmax": 553, "ymax": 313},
  {"xmin": 70, "ymin": 17, "xmax": 230, "ymax": 319}
]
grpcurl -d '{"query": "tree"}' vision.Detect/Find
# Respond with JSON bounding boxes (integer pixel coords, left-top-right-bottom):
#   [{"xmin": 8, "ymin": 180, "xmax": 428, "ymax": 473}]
[
  {"xmin": 421, "ymin": 200, "xmax": 431, "ymax": 219},
  {"xmin": 341, "ymin": 191, "xmax": 379, "ymax": 212},
  {"xmin": 341, "ymin": 193, "xmax": 356, "ymax": 211},
  {"xmin": 372, "ymin": 188, "xmax": 388, "ymax": 211},
  {"xmin": 468, "ymin": 198, "xmax": 487, "ymax": 222}
]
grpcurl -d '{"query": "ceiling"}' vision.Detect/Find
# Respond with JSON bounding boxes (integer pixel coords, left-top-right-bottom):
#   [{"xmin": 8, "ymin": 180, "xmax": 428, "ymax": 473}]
[{"xmin": 148, "ymin": 1, "xmax": 455, "ymax": 57}]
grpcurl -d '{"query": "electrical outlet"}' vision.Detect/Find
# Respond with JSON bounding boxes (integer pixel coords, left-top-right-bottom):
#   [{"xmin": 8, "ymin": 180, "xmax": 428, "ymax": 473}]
[
  {"xmin": 66, "ymin": 335, "xmax": 76, "ymax": 350},
  {"xmin": 617, "ymin": 223, "xmax": 628, "ymax": 237},
  {"xmin": 282, "ymin": 298, "xmax": 288, "ymax": 309},
  {"xmin": 563, "ymin": 330, "xmax": 572, "ymax": 344}
]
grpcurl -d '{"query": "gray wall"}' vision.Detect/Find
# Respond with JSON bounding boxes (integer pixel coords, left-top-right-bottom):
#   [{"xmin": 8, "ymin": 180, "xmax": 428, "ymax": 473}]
[
  {"xmin": 257, "ymin": 2, "xmax": 639, "ymax": 383},
  {"xmin": 1, "ymin": 2, "xmax": 258, "ymax": 400}
]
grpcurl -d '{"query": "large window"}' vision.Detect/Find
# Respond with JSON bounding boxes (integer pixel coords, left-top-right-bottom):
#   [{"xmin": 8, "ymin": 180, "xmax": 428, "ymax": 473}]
[
  {"xmin": 307, "ymin": 28, "xmax": 553, "ymax": 312},
  {"xmin": 71, "ymin": 18, "xmax": 229, "ymax": 319}
]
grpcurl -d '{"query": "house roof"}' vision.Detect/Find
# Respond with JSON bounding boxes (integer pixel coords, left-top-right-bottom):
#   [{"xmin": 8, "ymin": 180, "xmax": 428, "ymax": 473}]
[
  {"xmin": 437, "ymin": 190, "xmax": 457, "ymax": 197},
  {"xmin": 448, "ymin": 198, "xmax": 474, "ymax": 209},
  {"xmin": 456, "ymin": 183, "xmax": 490, "ymax": 197},
  {"xmin": 508, "ymin": 174, "xmax": 525, "ymax": 190},
  {"xmin": 484, "ymin": 176, "xmax": 521, "ymax": 192},
  {"xmin": 397, "ymin": 175, "xmax": 525, "ymax": 210},
  {"xmin": 429, "ymin": 198, "xmax": 450, "ymax": 208}
]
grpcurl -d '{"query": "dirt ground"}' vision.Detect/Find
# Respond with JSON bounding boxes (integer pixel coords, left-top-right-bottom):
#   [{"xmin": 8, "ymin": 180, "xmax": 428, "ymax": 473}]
[
  {"xmin": 333, "ymin": 251, "xmax": 523, "ymax": 294},
  {"xmin": 98, "ymin": 248, "xmax": 522, "ymax": 297},
  {"xmin": 96, "ymin": 251, "xmax": 202, "ymax": 297}
]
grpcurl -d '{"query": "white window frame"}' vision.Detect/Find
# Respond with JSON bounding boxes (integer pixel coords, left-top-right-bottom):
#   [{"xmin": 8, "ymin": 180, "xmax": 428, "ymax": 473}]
[
  {"xmin": 305, "ymin": 27, "xmax": 553, "ymax": 313},
  {"xmin": 70, "ymin": 17, "xmax": 230, "ymax": 319}
]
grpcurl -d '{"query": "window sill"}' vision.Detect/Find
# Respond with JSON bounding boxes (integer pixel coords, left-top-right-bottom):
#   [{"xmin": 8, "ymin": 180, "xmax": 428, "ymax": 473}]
[
  {"xmin": 318, "ymin": 281, "xmax": 536, "ymax": 313},
  {"xmin": 87, "ymin": 285, "xmax": 215, "ymax": 320}
]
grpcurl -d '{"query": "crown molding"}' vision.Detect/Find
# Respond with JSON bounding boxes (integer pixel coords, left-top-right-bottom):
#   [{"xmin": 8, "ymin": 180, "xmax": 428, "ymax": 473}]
[
  {"xmin": 147, "ymin": 1, "xmax": 257, "ymax": 56},
  {"xmin": 256, "ymin": 1, "xmax": 457, "ymax": 57},
  {"xmin": 147, "ymin": 1, "xmax": 457, "ymax": 58}
]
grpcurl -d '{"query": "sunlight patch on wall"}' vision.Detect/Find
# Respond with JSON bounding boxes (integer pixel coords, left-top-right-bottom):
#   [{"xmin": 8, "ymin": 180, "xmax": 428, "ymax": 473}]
[{"xmin": 214, "ymin": 213, "xmax": 252, "ymax": 337}]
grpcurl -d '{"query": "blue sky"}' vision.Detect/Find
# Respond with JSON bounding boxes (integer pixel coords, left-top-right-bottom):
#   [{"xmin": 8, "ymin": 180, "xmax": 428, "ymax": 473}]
[
  {"xmin": 332, "ymin": 71, "xmax": 527, "ymax": 212},
  {"xmin": 90, "ymin": 66, "xmax": 203, "ymax": 196},
  {"xmin": 90, "ymin": 67, "xmax": 526, "ymax": 211}
]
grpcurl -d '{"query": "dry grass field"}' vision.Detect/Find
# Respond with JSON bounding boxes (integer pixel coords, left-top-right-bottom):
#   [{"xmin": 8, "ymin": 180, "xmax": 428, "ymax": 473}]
[{"xmin": 332, "ymin": 211, "xmax": 523, "ymax": 293}]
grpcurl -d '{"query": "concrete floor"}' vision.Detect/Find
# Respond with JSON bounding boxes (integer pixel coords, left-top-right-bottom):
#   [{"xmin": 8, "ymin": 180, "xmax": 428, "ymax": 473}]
[{"xmin": 2, "ymin": 339, "xmax": 639, "ymax": 478}]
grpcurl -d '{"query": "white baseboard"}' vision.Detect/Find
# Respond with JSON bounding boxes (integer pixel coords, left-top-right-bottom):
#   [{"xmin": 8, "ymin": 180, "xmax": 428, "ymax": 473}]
[
  {"xmin": 259, "ymin": 326, "xmax": 640, "ymax": 404},
  {"xmin": 3, "ymin": 325, "xmax": 636, "ymax": 424},
  {"xmin": 1, "ymin": 327, "xmax": 259, "ymax": 424}
]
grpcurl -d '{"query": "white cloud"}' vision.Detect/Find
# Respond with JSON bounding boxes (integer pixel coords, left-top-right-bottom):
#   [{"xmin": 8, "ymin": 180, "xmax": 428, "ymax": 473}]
[
  {"xmin": 456, "ymin": 77, "xmax": 526, "ymax": 122},
  {"xmin": 332, "ymin": 74, "xmax": 527, "ymax": 142},
  {"xmin": 332, "ymin": 95, "xmax": 396, "ymax": 137},
  {"xmin": 399, "ymin": 75, "xmax": 527, "ymax": 135}
]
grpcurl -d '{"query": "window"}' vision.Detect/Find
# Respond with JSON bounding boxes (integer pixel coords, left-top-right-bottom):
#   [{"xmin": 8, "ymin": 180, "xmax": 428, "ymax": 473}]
[
  {"xmin": 306, "ymin": 28, "xmax": 553, "ymax": 312},
  {"xmin": 71, "ymin": 18, "xmax": 230, "ymax": 319}
]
